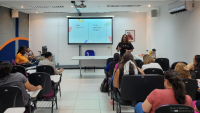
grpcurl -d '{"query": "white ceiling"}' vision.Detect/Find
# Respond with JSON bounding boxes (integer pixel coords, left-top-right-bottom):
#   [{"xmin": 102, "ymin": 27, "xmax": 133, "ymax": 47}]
[{"xmin": 0, "ymin": 0, "xmax": 176, "ymax": 14}]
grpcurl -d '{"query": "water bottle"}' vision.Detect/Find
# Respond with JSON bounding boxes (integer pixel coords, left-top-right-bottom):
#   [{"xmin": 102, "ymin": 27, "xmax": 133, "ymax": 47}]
[{"xmin": 87, "ymin": 52, "xmax": 89, "ymax": 58}]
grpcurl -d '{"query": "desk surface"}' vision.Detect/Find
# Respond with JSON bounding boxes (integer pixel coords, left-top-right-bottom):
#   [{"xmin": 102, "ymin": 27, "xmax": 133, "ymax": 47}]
[
  {"xmin": 27, "ymin": 89, "xmax": 41, "ymax": 98},
  {"xmin": 72, "ymin": 56, "xmax": 113, "ymax": 60},
  {"xmin": 4, "ymin": 108, "xmax": 25, "ymax": 113}
]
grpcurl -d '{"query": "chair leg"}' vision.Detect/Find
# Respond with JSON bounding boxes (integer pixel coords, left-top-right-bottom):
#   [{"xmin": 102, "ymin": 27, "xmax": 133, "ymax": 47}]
[
  {"xmin": 56, "ymin": 97, "xmax": 58, "ymax": 109},
  {"xmin": 113, "ymin": 98, "xmax": 114, "ymax": 110},
  {"xmin": 59, "ymin": 84, "xmax": 61, "ymax": 97},
  {"xmin": 51, "ymin": 100, "xmax": 53, "ymax": 113}
]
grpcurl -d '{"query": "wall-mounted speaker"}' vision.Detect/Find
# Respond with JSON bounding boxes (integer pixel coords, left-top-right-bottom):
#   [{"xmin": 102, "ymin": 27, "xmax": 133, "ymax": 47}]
[
  {"xmin": 12, "ymin": 10, "xmax": 19, "ymax": 18},
  {"xmin": 151, "ymin": 9, "xmax": 157, "ymax": 17}
]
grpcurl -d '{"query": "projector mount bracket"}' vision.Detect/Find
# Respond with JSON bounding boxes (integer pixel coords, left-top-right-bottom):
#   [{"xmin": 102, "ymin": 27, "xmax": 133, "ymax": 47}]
[{"xmin": 71, "ymin": 1, "xmax": 81, "ymax": 16}]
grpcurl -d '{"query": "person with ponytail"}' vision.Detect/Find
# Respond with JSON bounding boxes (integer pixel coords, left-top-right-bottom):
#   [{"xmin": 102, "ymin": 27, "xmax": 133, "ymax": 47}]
[
  {"xmin": 113, "ymin": 52, "xmax": 144, "ymax": 89},
  {"xmin": 39, "ymin": 52, "xmax": 63, "ymax": 75},
  {"xmin": 134, "ymin": 70, "xmax": 193, "ymax": 113}
]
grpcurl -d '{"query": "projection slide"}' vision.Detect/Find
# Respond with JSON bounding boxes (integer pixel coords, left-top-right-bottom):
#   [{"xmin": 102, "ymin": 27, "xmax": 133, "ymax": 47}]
[{"xmin": 68, "ymin": 18, "xmax": 113, "ymax": 44}]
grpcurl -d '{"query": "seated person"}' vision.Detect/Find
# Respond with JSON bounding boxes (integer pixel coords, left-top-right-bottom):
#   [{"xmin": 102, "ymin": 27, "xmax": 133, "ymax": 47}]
[
  {"xmin": 141, "ymin": 54, "xmax": 163, "ymax": 71},
  {"xmin": 113, "ymin": 52, "xmax": 144, "ymax": 89},
  {"xmin": 0, "ymin": 61, "xmax": 42, "ymax": 107},
  {"xmin": 15, "ymin": 46, "xmax": 38, "ymax": 67},
  {"xmin": 26, "ymin": 47, "xmax": 34, "ymax": 60},
  {"xmin": 184, "ymin": 55, "xmax": 200, "ymax": 79},
  {"xmin": 38, "ymin": 52, "xmax": 63, "ymax": 75},
  {"xmin": 175, "ymin": 62, "xmax": 192, "ymax": 79},
  {"xmin": 105, "ymin": 53, "xmax": 120, "ymax": 76},
  {"xmin": 185, "ymin": 55, "xmax": 200, "ymax": 70},
  {"xmin": 134, "ymin": 70, "xmax": 193, "ymax": 113}
]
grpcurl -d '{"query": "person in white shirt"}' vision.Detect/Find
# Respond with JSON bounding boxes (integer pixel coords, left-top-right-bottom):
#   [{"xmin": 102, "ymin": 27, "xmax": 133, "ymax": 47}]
[{"xmin": 142, "ymin": 54, "xmax": 163, "ymax": 71}]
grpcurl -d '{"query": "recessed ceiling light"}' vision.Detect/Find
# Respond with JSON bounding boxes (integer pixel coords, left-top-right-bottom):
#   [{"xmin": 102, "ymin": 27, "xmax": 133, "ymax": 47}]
[
  {"xmin": 148, "ymin": 4, "xmax": 151, "ymax": 7},
  {"xmin": 71, "ymin": 5, "xmax": 73, "ymax": 7},
  {"xmin": 36, "ymin": 12, "xmax": 38, "ymax": 13},
  {"xmin": 137, "ymin": 11, "xmax": 138, "ymax": 12},
  {"xmin": 21, "ymin": 6, "xmax": 23, "ymax": 8}
]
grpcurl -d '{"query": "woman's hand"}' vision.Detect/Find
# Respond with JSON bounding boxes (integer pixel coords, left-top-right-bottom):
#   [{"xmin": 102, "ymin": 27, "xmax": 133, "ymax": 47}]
[
  {"xmin": 118, "ymin": 46, "xmax": 121, "ymax": 50},
  {"xmin": 125, "ymin": 49, "xmax": 129, "ymax": 52}
]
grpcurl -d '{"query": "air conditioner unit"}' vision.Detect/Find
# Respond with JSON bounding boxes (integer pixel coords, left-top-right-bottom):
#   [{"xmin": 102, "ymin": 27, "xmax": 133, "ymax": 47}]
[{"xmin": 168, "ymin": 0, "xmax": 194, "ymax": 14}]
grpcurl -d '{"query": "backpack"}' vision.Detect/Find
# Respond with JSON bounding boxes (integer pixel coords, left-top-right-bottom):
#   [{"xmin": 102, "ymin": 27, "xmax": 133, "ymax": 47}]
[{"xmin": 100, "ymin": 78, "xmax": 109, "ymax": 92}]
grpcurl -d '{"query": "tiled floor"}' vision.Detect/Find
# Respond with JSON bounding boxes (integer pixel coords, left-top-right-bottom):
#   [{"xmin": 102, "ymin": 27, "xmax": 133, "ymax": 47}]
[{"xmin": 35, "ymin": 69, "xmax": 135, "ymax": 113}]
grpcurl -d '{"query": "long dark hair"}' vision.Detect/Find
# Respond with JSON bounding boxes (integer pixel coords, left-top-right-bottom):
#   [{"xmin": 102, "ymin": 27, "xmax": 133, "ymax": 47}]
[
  {"xmin": 195, "ymin": 55, "xmax": 200, "ymax": 68},
  {"xmin": 113, "ymin": 53, "xmax": 120, "ymax": 62},
  {"xmin": 17, "ymin": 46, "xmax": 26, "ymax": 54},
  {"xmin": 119, "ymin": 52, "xmax": 136, "ymax": 75},
  {"xmin": 42, "ymin": 52, "xmax": 52, "ymax": 58},
  {"xmin": 164, "ymin": 70, "xmax": 186, "ymax": 104},
  {"xmin": 0, "ymin": 61, "xmax": 13, "ymax": 78}
]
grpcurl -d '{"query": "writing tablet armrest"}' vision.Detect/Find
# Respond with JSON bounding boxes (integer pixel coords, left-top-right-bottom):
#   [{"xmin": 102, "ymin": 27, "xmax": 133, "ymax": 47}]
[{"xmin": 27, "ymin": 89, "xmax": 41, "ymax": 98}]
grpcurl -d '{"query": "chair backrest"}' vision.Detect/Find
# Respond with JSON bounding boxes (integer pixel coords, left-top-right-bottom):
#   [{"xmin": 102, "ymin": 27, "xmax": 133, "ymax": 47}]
[
  {"xmin": 155, "ymin": 58, "xmax": 169, "ymax": 71},
  {"xmin": 85, "ymin": 50, "xmax": 95, "ymax": 56},
  {"xmin": 11, "ymin": 65, "xmax": 26, "ymax": 77},
  {"xmin": 182, "ymin": 79, "xmax": 198, "ymax": 101},
  {"xmin": 108, "ymin": 61, "xmax": 118, "ymax": 77},
  {"xmin": 28, "ymin": 72, "xmax": 52, "ymax": 97},
  {"xmin": 139, "ymin": 62, "xmax": 143, "ymax": 68},
  {"xmin": 194, "ymin": 69, "xmax": 200, "ymax": 79},
  {"xmin": 11, "ymin": 59, "xmax": 16, "ymax": 66},
  {"xmin": 155, "ymin": 105, "xmax": 194, "ymax": 113},
  {"xmin": 135, "ymin": 59, "xmax": 142, "ymax": 67},
  {"xmin": 0, "ymin": 86, "xmax": 24, "ymax": 113},
  {"xmin": 37, "ymin": 65, "xmax": 55, "ymax": 75},
  {"xmin": 144, "ymin": 68, "xmax": 164, "ymax": 75},
  {"xmin": 171, "ymin": 62, "xmax": 188, "ymax": 70},
  {"xmin": 106, "ymin": 58, "xmax": 113, "ymax": 66},
  {"xmin": 120, "ymin": 75, "xmax": 164, "ymax": 101}
]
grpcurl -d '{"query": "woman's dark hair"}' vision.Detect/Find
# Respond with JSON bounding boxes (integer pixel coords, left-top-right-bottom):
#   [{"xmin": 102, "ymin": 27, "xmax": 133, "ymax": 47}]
[
  {"xmin": 0, "ymin": 61, "xmax": 13, "ymax": 78},
  {"xmin": 17, "ymin": 46, "xmax": 26, "ymax": 54},
  {"xmin": 164, "ymin": 70, "xmax": 186, "ymax": 104},
  {"xmin": 42, "ymin": 52, "xmax": 52, "ymax": 58},
  {"xmin": 113, "ymin": 53, "xmax": 120, "ymax": 62},
  {"xmin": 119, "ymin": 52, "xmax": 136, "ymax": 75},
  {"xmin": 120, "ymin": 34, "xmax": 130, "ymax": 44},
  {"xmin": 195, "ymin": 55, "xmax": 200, "ymax": 68}
]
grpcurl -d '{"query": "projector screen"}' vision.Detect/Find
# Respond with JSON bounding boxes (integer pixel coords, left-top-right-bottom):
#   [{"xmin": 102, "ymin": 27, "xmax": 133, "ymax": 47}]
[{"xmin": 68, "ymin": 17, "xmax": 113, "ymax": 44}]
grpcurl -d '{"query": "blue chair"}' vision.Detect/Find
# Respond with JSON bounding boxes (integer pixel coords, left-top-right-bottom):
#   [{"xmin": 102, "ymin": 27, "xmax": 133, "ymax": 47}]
[
  {"xmin": 85, "ymin": 50, "xmax": 95, "ymax": 56},
  {"xmin": 85, "ymin": 50, "xmax": 95, "ymax": 72}
]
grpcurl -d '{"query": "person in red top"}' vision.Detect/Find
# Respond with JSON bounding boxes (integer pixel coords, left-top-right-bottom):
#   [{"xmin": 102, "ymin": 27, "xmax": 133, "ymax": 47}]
[{"xmin": 134, "ymin": 70, "xmax": 193, "ymax": 113}]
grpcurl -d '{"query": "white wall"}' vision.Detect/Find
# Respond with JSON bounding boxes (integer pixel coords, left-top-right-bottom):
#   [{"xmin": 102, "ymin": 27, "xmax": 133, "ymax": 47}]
[
  {"xmin": 146, "ymin": 1, "xmax": 200, "ymax": 65},
  {"xmin": 29, "ymin": 13, "xmax": 147, "ymax": 66}
]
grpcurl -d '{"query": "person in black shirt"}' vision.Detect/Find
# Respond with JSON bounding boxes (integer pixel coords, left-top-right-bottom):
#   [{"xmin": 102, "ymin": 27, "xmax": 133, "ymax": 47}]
[{"xmin": 116, "ymin": 34, "xmax": 134, "ymax": 57}]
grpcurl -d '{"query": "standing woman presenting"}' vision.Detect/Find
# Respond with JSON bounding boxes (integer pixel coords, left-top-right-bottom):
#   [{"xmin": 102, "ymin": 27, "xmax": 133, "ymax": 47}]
[{"xmin": 116, "ymin": 34, "xmax": 134, "ymax": 57}]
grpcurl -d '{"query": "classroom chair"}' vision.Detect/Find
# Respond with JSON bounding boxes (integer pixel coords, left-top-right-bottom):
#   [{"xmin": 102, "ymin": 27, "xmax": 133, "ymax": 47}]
[
  {"xmin": 11, "ymin": 65, "xmax": 27, "ymax": 77},
  {"xmin": 115, "ymin": 75, "xmax": 164, "ymax": 113},
  {"xmin": 135, "ymin": 59, "xmax": 142, "ymax": 67},
  {"xmin": 182, "ymin": 79, "xmax": 198, "ymax": 101},
  {"xmin": 194, "ymin": 69, "xmax": 200, "ymax": 79},
  {"xmin": 85, "ymin": 50, "xmax": 95, "ymax": 72},
  {"xmin": 28, "ymin": 72, "xmax": 58, "ymax": 113},
  {"xmin": 37, "ymin": 65, "xmax": 61, "ymax": 97},
  {"xmin": 155, "ymin": 105, "xmax": 194, "ymax": 113},
  {"xmin": 155, "ymin": 58, "xmax": 170, "ymax": 71},
  {"xmin": 144, "ymin": 68, "xmax": 164, "ymax": 75}
]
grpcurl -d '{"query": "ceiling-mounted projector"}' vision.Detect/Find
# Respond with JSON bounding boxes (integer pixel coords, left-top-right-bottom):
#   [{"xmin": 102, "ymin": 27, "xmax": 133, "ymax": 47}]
[{"xmin": 76, "ymin": 1, "xmax": 86, "ymax": 9}]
